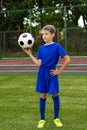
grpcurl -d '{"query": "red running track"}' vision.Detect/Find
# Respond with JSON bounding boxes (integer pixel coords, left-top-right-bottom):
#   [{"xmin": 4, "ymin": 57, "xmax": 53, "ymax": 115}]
[{"xmin": 0, "ymin": 59, "xmax": 87, "ymax": 74}]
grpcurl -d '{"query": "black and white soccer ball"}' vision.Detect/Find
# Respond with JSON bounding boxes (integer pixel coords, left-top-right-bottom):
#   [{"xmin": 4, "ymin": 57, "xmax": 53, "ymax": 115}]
[{"xmin": 18, "ymin": 32, "xmax": 34, "ymax": 49}]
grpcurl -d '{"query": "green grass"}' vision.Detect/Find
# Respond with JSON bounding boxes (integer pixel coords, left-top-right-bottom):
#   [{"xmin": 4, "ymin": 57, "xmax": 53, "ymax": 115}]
[{"xmin": 0, "ymin": 74, "xmax": 86, "ymax": 130}]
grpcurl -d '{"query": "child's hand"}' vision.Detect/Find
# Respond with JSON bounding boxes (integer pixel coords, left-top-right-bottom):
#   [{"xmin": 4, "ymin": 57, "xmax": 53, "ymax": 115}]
[
  {"xmin": 50, "ymin": 69, "xmax": 62, "ymax": 76},
  {"xmin": 22, "ymin": 48, "xmax": 32, "ymax": 56}
]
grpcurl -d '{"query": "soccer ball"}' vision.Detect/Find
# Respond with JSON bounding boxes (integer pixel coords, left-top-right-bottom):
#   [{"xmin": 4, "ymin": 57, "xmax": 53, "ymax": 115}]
[{"xmin": 18, "ymin": 32, "xmax": 34, "ymax": 49}]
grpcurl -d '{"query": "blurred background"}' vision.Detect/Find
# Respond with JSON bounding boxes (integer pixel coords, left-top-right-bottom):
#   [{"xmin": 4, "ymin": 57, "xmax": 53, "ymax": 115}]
[{"xmin": 0, "ymin": 0, "xmax": 87, "ymax": 59}]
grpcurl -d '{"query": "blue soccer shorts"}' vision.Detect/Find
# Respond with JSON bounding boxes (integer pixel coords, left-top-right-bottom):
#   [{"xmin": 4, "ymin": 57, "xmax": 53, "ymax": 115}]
[{"xmin": 36, "ymin": 68, "xmax": 59, "ymax": 94}]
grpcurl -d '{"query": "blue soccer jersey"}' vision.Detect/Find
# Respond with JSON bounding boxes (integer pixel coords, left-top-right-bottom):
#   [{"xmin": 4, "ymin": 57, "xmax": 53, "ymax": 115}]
[{"xmin": 36, "ymin": 42, "xmax": 67, "ymax": 94}]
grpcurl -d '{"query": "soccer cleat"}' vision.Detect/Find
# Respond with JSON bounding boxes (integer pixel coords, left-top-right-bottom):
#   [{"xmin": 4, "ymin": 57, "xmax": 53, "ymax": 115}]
[
  {"xmin": 37, "ymin": 120, "xmax": 46, "ymax": 128},
  {"xmin": 54, "ymin": 118, "xmax": 63, "ymax": 127}
]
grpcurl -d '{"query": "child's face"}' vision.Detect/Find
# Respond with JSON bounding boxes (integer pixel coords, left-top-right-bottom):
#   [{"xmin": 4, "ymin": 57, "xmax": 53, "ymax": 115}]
[{"xmin": 41, "ymin": 30, "xmax": 55, "ymax": 43}]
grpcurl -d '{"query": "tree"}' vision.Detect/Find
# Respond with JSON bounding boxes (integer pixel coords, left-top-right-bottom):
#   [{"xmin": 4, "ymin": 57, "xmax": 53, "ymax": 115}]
[{"xmin": 0, "ymin": 0, "xmax": 87, "ymax": 31}]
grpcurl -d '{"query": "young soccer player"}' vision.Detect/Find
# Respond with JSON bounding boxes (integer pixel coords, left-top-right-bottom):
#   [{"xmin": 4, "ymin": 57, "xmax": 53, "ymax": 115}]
[{"xmin": 23, "ymin": 25, "xmax": 70, "ymax": 128}]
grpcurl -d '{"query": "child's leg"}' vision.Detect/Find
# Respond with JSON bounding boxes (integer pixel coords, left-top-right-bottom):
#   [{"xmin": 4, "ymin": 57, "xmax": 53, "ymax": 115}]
[
  {"xmin": 39, "ymin": 93, "xmax": 47, "ymax": 120},
  {"xmin": 52, "ymin": 94, "xmax": 63, "ymax": 127},
  {"xmin": 52, "ymin": 94, "xmax": 60, "ymax": 119}
]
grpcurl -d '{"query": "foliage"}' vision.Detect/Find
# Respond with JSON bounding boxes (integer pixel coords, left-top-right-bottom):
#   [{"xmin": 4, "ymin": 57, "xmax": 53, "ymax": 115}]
[
  {"xmin": 0, "ymin": 0, "xmax": 87, "ymax": 57},
  {"xmin": 0, "ymin": 0, "xmax": 87, "ymax": 31}
]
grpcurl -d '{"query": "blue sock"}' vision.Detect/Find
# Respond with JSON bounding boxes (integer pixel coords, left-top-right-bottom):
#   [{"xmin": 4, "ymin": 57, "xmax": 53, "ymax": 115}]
[
  {"xmin": 52, "ymin": 95, "xmax": 60, "ymax": 119},
  {"xmin": 39, "ymin": 97, "xmax": 46, "ymax": 120}
]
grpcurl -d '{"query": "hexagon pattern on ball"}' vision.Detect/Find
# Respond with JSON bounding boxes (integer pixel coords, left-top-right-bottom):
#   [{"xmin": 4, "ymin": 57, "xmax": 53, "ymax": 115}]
[{"xmin": 18, "ymin": 32, "xmax": 34, "ymax": 49}]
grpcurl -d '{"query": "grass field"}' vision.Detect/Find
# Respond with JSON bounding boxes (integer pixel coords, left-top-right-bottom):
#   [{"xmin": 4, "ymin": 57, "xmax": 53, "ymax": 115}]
[{"xmin": 0, "ymin": 74, "xmax": 86, "ymax": 130}]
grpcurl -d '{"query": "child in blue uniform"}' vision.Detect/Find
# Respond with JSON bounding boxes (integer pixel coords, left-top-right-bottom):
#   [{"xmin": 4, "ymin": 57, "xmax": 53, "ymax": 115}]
[{"xmin": 23, "ymin": 25, "xmax": 70, "ymax": 128}]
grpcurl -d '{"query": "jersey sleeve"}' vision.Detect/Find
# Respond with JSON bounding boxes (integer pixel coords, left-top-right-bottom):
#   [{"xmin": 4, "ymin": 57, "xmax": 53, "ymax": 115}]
[{"xmin": 57, "ymin": 44, "xmax": 67, "ymax": 58}]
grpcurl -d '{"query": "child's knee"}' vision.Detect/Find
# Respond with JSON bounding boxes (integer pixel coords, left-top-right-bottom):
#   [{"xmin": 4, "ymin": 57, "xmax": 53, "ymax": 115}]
[{"xmin": 40, "ymin": 93, "xmax": 47, "ymax": 99}]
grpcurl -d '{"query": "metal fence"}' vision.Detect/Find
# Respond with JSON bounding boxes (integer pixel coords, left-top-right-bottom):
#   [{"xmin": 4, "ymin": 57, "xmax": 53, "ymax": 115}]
[
  {"xmin": 0, "ymin": 5, "xmax": 87, "ymax": 59},
  {"xmin": 0, "ymin": 27, "xmax": 87, "ymax": 59},
  {"xmin": 67, "ymin": 27, "xmax": 87, "ymax": 56}
]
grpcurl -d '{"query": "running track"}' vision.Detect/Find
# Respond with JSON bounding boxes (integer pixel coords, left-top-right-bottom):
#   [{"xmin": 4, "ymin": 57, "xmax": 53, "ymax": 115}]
[{"xmin": 0, "ymin": 59, "xmax": 87, "ymax": 74}]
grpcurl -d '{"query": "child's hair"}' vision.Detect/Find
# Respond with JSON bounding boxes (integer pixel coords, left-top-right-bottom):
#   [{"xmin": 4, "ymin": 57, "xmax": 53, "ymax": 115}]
[{"xmin": 41, "ymin": 25, "xmax": 56, "ymax": 34}]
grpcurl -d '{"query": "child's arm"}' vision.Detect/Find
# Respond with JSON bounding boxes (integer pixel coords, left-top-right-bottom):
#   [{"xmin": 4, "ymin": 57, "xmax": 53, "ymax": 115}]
[
  {"xmin": 23, "ymin": 48, "xmax": 41, "ymax": 67},
  {"xmin": 50, "ymin": 55, "xmax": 70, "ymax": 76}
]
